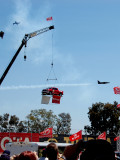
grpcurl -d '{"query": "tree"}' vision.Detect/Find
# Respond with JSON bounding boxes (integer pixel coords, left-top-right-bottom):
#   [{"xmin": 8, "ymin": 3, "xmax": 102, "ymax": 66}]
[
  {"xmin": 9, "ymin": 115, "xmax": 19, "ymax": 132},
  {"xmin": 84, "ymin": 101, "xmax": 120, "ymax": 135},
  {"xmin": 26, "ymin": 109, "xmax": 57, "ymax": 133},
  {"xmin": 0, "ymin": 109, "xmax": 72, "ymax": 134},
  {"xmin": 0, "ymin": 113, "xmax": 26, "ymax": 132},
  {"xmin": 26, "ymin": 109, "xmax": 71, "ymax": 134},
  {"xmin": 0, "ymin": 113, "xmax": 9, "ymax": 132},
  {"xmin": 16, "ymin": 121, "xmax": 27, "ymax": 132},
  {"xmin": 55, "ymin": 113, "xmax": 71, "ymax": 134}
]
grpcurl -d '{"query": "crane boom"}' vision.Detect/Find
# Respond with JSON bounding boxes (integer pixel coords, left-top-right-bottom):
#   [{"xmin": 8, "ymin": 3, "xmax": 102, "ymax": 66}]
[
  {"xmin": 26, "ymin": 25, "xmax": 54, "ymax": 40},
  {"xmin": 0, "ymin": 25, "xmax": 54, "ymax": 86}
]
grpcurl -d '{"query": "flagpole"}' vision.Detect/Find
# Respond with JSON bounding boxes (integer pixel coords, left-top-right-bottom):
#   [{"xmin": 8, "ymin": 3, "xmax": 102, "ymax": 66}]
[
  {"xmin": 84, "ymin": 129, "xmax": 88, "ymax": 141},
  {"xmin": 117, "ymin": 129, "xmax": 120, "ymax": 152}
]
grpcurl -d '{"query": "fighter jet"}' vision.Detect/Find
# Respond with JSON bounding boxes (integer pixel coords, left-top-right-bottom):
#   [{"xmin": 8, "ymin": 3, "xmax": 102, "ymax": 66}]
[
  {"xmin": 97, "ymin": 80, "xmax": 110, "ymax": 84},
  {"xmin": 13, "ymin": 21, "xmax": 20, "ymax": 25},
  {"xmin": 0, "ymin": 31, "xmax": 4, "ymax": 39}
]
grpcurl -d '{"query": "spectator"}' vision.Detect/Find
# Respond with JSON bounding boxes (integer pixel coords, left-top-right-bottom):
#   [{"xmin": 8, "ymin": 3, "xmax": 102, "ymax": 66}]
[
  {"xmin": 46, "ymin": 143, "xmax": 59, "ymax": 160},
  {"xmin": 10, "ymin": 154, "xmax": 19, "ymax": 160},
  {"xmin": 39, "ymin": 148, "xmax": 48, "ymax": 160},
  {"xmin": 80, "ymin": 139, "xmax": 115, "ymax": 160},
  {"xmin": 0, "ymin": 150, "xmax": 10, "ymax": 160},
  {"xmin": 57, "ymin": 153, "xmax": 62, "ymax": 160},
  {"xmin": 17, "ymin": 151, "xmax": 38, "ymax": 160},
  {"xmin": 62, "ymin": 139, "xmax": 115, "ymax": 160},
  {"xmin": 3, "ymin": 150, "xmax": 10, "ymax": 156},
  {"xmin": 62, "ymin": 140, "xmax": 84, "ymax": 160}
]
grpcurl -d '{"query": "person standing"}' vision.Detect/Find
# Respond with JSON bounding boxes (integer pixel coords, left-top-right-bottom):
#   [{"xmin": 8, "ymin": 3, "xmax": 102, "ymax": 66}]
[
  {"xmin": 46, "ymin": 143, "xmax": 59, "ymax": 160},
  {"xmin": 39, "ymin": 149, "xmax": 48, "ymax": 160}
]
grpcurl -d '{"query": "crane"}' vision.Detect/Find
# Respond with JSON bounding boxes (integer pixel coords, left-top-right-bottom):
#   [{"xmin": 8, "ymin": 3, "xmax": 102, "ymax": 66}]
[{"xmin": 0, "ymin": 25, "xmax": 54, "ymax": 86}]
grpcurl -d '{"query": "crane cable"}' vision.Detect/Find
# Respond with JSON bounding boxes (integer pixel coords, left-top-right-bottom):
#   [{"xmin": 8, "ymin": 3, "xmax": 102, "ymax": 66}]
[{"xmin": 46, "ymin": 32, "xmax": 57, "ymax": 82}]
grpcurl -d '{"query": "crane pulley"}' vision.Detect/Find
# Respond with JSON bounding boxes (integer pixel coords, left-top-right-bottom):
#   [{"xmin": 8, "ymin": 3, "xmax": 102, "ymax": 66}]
[{"xmin": 0, "ymin": 25, "xmax": 54, "ymax": 85}]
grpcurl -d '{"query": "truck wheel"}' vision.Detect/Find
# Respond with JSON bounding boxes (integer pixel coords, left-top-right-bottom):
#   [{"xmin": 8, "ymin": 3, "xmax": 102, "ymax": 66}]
[{"xmin": 59, "ymin": 93, "xmax": 62, "ymax": 96}]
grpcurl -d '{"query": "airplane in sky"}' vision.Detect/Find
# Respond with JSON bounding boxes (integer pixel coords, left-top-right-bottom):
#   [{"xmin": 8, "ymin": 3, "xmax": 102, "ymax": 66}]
[
  {"xmin": 13, "ymin": 21, "xmax": 20, "ymax": 25},
  {"xmin": 0, "ymin": 31, "xmax": 4, "ymax": 39},
  {"xmin": 97, "ymin": 80, "xmax": 110, "ymax": 84}
]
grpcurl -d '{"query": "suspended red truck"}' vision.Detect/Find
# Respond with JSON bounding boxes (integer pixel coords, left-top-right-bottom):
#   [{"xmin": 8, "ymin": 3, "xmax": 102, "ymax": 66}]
[
  {"xmin": 41, "ymin": 87, "xmax": 63, "ymax": 104},
  {"xmin": 42, "ymin": 87, "xmax": 63, "ymax": 96}
]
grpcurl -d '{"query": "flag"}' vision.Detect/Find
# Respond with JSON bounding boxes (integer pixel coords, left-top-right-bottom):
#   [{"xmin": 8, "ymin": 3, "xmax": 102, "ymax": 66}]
[
  {"xmin": 46, "ymin": 16, "xmax": 53, "ymax": 21},
  {"xmin": 117, "ymin": 104, "xmax": 120, "ymax": 108},
  {"xmin": 113, "ymin": 87, "xmax": 120, "ymax": 94},
  {"xmin": 39, "ymin": 128, "xmax": 53, "ymax": 138},
  {"xmin": 52, "ymin": 95, "xmax": 61, "ymax": 104},
  {"xmin": 97, "ymin": 132, "xmax": 106, "ymax": 140},
  {"xmin": 114, "ymin": 136, "xmax": 120, "ymax": 141},
  {"xmin": 69, "ymin": 130, "xmax": 82, "ymax": 142}
]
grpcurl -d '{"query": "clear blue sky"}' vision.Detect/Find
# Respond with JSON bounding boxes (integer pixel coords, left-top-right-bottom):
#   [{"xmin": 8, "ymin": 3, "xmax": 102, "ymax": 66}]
[{"xmin": 0, "ymin": 0, "xmax": 120, "ymax": 134}]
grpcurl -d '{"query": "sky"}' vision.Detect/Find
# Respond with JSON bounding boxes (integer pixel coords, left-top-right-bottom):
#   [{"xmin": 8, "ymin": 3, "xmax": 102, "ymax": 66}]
[{"xmin": 0, "ymin": 0, "xmax": 120, "ymax": 134}]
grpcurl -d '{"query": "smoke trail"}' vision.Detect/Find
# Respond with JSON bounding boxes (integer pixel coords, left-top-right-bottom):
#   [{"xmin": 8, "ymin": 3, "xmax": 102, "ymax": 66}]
[{"xmin": 0, "ymin": 83, "xmax": 92, "ymax": 90}]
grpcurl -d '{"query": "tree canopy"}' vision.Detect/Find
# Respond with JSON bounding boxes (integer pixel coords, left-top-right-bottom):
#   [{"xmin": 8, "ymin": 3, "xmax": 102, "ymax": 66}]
[
  {"xmin": 84, "ymin": 101, "xmax": 120, "ymax": 136},
  {"xmin": 55, "ymin": 113, "xmax": 71, "ymax": 134},
  {"xmin": 26, "ymin": 109, "xmax": 71, "ymax": 134},
  {"xmin": 1, "ymin": 102, "xmax": 120, "ymax": 136},
  {"xmin": 0, "ymin": 113, "xmax": 25, "ymax": 132},
  {"xmin": 0, "ymin": 109, "xmax": 72, "ymax": 134},
  {"xmin": 26, "ymin": 109, "xmax": 57, "ymax": 133}
]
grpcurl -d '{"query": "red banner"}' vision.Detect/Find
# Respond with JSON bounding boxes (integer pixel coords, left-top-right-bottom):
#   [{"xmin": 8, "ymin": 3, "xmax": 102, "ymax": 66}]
[
  {"xmin": 97, "ymin": 132, "xmax": 106, "ymax": 140},
  {"xmin": 52, "ymin": 95, "xmax": 61, "ymax": 104},
  {"xmin": 114, "ymin": 136, "xmax": 120, "ymax": 141},
  {"xmin": 39, "ymin": 128, "xmax": 53, "ymax": 138},
  {"xmin": 113, "ymin": 87, "xmax": 120, "ymax": 94},
  {"xmin": 0, "ymin": 132, "xmax": 39, "ymax": 153},
  {"xmin": 69, "ymin": 130, "xmax": 82, "ymax": 142},
  {"xmin": 117, "ymin": 104, "xmax": 120, "ymax": 108}
]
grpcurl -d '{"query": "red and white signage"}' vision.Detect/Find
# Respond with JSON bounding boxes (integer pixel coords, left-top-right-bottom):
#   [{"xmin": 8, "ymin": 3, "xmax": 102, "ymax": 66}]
[
  {"xmin": 97, "ymin": 132, "xmax": 106, "ymax": 140},
  {"xmin": 113, "ymin": 87, "xmax": 120, "ymax": 94},
  {"xmin": 0, "ymin": 132, "xmax": 39, "ymax": 153},
  {"xmin": 52, "ymin": 95, "xmax": 61, "ymax": 104},
  {"xmin": 114, "ymin": 136, "xmax": 120, "ymax": 141},
  {"xmin": 117, "ymin": 104, "xmax": 120, "ymax": 108},
  {"xmin": 69, "ymin": 130, "xmax": 82, "ymax": 142},
  {"xmin": 39, "ymin": 128, "xmax": 53, "ymax": 138},
  {"xmin": 0, "ymin": 129, "xmax": 53, "ymax": 153}
]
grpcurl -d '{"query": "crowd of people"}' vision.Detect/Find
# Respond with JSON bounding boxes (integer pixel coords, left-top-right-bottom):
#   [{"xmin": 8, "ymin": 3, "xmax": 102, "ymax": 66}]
[{"xmin": 0, "ymin": 139, "xmax": 116, "ymax": 160}]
